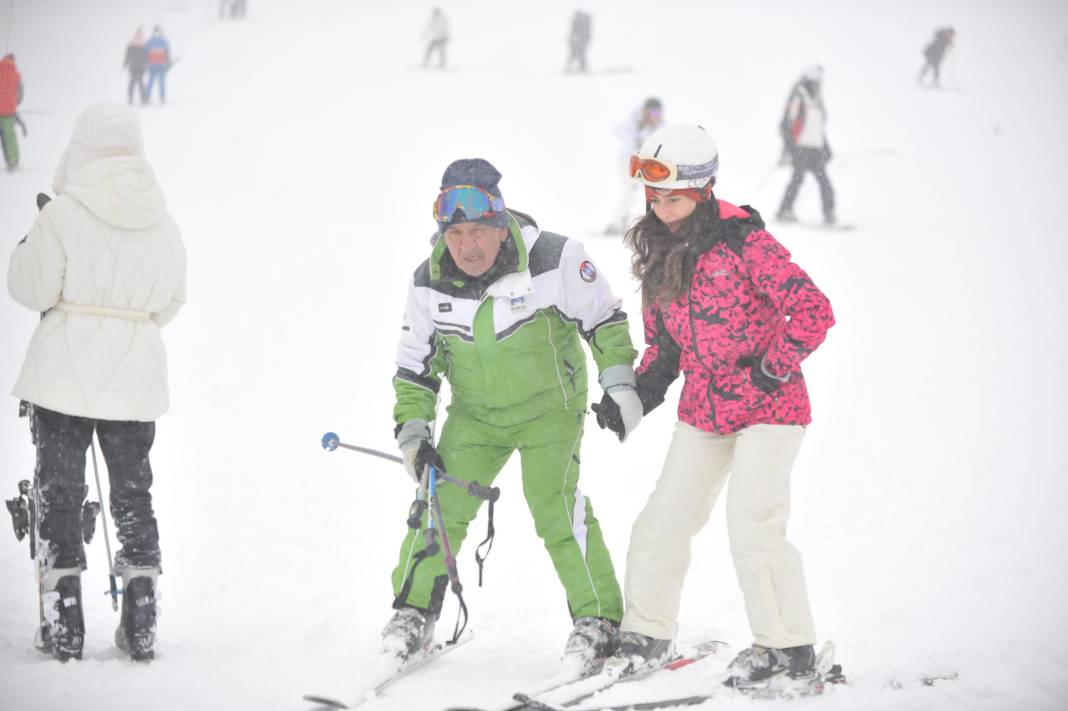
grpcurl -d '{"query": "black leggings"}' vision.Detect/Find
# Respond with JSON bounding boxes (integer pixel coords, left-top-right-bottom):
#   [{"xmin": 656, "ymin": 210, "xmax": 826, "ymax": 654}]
[{"xmin": 32, "ymin": 406, "xmax": 160, "ymax": 572}]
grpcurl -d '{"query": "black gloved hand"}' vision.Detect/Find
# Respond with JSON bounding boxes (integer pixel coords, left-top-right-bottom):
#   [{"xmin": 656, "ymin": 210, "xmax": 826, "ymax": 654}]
[
  {"xmin": 591, "ymin": 392, "xmax": 625, "ymax": 440},
  {"xmin": 736, "ymin": 355, "xmax": 785, "ymax": 395},
  {"xmin": 414, "ymin": 440, "xmax": 446, "ymax": 478}
]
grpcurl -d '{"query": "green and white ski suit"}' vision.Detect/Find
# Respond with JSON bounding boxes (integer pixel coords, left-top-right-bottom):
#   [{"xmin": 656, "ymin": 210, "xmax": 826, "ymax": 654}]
[{"xmin": 391, "ymin": 212, "xmax": 637, "ymax": 621}]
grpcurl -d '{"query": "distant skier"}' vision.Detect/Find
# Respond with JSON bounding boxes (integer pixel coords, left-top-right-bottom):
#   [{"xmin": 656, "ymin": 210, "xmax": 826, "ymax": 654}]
[
  {"xmin": 143, "ymin": 26, "xmax": 172, "ymax": 105},
  {"xmin": 565, "ymin": 10, "xmax": 592, "ymax": 73},
  {"xmin": 595, "ymin": 124, "xmax": 835, "ymax": 688},
  {"xmin": 421, "ymin": 7, "xmax": 450, "ymax": 69},
  {"xmin": 0, "ymin": 53, "xmax": 24, "ymax": 172},
  {"xmin": 382, "ymin": 158, "xmax": 640, "ymax": 676},
  {"xmin": 918, "ymin": 26, "xmax": 956, "ymax": 87},
  {"xmin": 605, "ymin": 97, "xmax": 665, "ymax": 233},
  {"xmin": 776, "ymin": 65, "xmax": 836, "ymax": 225},
  {"xmin": 8, "ymin": 104, "xmax": 187, "ymax": 662},
  {"xmin": 123, "ymin": 27, "xmax": 148, "ymax": 106},
  {"xmin": 220, "ymin": 0, "xmax": 248, "ymax": 19}
]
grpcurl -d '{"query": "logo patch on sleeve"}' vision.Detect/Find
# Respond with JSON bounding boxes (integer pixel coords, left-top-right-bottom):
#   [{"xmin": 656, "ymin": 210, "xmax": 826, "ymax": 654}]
[
  {"xmin": 438, "ymin": 302, "xmax": 452, "ymax": 313},
  {"xmin": 579, "ymin": 260, "xmax": 597, "ymax": 283}
]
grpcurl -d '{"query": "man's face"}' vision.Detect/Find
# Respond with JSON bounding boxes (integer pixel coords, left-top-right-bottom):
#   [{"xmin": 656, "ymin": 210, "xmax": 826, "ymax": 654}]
[{"xmin": 443, "ymin": 222, "xmax": 507, "ymax": 277}]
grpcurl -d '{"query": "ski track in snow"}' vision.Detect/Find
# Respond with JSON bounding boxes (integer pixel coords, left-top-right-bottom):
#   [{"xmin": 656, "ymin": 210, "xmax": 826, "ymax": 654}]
[{"xmin": 2, "ymin": 1, "xmax": 1068, "ymax": 710}]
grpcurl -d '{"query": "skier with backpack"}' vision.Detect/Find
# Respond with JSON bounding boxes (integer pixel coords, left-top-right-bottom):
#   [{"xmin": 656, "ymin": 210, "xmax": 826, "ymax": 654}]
[
  {"xmin": 8, "ymin": 104, "xmax": 187, "ymax": 662},
  {"xmin": 593, "ymin": 124, "xmax": 835, "ymax": 690},
  {"xmin": 776, "ymin": 65, "xmax": 836, "ymax": 226},
  {"xmin": 383, "ymin": 158, "xmax": 641, "ymax": 676}
]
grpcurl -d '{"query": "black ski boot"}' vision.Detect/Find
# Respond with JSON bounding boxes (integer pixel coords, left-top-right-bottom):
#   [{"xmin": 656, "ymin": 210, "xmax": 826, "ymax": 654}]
[
  {"xmin": 561, "ymin": 616, "xmax": 620, "ymax": 677},
  {"xmin": 611, "ymin": 630, "xmax": 675, "ymax": 675},
  {"xmin": 115, "ymin": 570, "xmax": 159, "ymax": 661},
  {"xmin": 724, "ymin": 644, "xmax": 816, "ymax": 687},
  {"xmin": 381, "ymin": 607, "xmax": 435, "ymax": 660},
  {"xmin": 42, "ymin": 569, "xmax": 84, "ymax": 662}
]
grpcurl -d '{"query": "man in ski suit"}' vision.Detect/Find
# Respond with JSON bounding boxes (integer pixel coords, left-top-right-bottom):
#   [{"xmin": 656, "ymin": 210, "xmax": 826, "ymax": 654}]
[
  {"xmin": 776, "ymin": 65, "xmax": 836, "ymax": 226},
  {"xmin": 918, "ymin": 27, "xmax": 956, "ymax": 87},
  {"xmin": 143, "ymin": 26, "xmax": 171, "ymax": 104},
  {"xmin": 383, "ymin": 158, "xmax": 643, "ymax": 674},
  {"xmin": 0, "ymin": 53, "xmax": 24, "ymax": 171}
]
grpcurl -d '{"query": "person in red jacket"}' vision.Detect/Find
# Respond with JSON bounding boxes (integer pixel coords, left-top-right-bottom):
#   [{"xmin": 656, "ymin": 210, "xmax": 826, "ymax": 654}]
[
  {"xmin": 593, "ymin": 124, "xmax": 836, "ymax": 691},
  {"xmin": 0, "ymin": 53, "xmax": 24, "ymax": 171}
]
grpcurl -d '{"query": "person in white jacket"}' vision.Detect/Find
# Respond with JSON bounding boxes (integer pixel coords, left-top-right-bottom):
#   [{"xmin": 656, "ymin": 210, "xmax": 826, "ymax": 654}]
[
  {"xmin": 776, "ymin": 65, "xmax": 836, "ymax": 225},
  {"xmin": 7, "ymin": 103, "xmax": 186, "ymax": 662}
]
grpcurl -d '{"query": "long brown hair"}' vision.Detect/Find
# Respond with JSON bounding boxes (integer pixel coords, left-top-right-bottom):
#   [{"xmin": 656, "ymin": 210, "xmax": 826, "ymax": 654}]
[{"xmin": 623, "ymin": 198, "xmax": 721, "ymax": 307}]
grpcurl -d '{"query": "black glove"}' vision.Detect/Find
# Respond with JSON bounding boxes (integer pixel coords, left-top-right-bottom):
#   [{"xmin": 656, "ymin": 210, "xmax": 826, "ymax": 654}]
[
  {"xmin": 737, "ymin": 355, "xmax": 786, "ymax": 395},
  {"xmin": 414, "ymin": 440, "xmax": 446, "ymax": 478},
  {"xmin": 591, "ymin": 392, "xmax": 625, "ymax": 440},
  {"xmin": 36, "ymin": 193, "xmax": 52, "ymax": 211}
]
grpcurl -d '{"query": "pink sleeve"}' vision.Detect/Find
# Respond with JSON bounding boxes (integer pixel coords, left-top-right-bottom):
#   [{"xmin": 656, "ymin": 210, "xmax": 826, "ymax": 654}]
[{"xmin": 742, "ymin": 229, "xmax": 834, "ymax": 377}]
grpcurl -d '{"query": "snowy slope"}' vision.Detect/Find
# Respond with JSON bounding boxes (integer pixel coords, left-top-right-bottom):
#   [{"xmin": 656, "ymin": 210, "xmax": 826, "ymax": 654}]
[{"xmin": 1, "ymin": 1, "xmax": 1067, "ymax": 710}]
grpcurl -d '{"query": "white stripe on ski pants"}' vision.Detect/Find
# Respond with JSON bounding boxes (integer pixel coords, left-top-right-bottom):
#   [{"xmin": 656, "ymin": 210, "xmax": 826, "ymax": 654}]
[{"xmin": 621, "ymin": 421, "xmax": 816, "ymax": 649}]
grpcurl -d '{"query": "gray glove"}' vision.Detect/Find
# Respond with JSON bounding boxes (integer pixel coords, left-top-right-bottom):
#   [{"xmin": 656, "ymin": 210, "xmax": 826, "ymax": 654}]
[{"xmin": 396, "ymin": 419, "xmax": 432, "ymax": 482}]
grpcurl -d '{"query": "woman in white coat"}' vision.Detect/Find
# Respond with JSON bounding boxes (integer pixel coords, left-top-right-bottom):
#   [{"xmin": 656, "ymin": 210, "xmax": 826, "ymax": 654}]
[{"xmin": 8, "ymin": 104, "xmax": 186, "ymax": 662}]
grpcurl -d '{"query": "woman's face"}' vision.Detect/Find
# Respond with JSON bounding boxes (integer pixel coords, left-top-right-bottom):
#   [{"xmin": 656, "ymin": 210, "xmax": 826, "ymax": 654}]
[{"xmin": 649, "ymin": 191, "xmax": 698, "ymax": 233}]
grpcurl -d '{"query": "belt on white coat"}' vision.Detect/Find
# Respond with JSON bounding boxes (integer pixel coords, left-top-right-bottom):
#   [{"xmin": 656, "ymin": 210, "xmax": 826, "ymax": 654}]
[{"xmin": 53, "ymin": 301, "xmax": 152, "ymax": 322}]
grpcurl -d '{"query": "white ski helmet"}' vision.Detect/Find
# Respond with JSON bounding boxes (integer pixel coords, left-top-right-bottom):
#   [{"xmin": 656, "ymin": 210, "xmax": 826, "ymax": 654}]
[
  {"xmin": 802, "ymin": 64, "xmax": 824, "ymax": 82},
  {"xmin": 632, "ymin": 124, "xmax": 719, "ymax": 190}
]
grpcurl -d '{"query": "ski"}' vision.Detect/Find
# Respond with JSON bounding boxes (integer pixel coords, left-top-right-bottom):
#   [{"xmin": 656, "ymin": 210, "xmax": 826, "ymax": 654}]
[
  {"xmin": 443, "ymin": 640, "xmax": 727, "ymax": 711},
  {"xmin": 304, "ymin": 631, "xmax": 473, "ymax": 709},
  {"xmin": 519, "ymin": 665, "xmax": 959, "ymax": 711}
]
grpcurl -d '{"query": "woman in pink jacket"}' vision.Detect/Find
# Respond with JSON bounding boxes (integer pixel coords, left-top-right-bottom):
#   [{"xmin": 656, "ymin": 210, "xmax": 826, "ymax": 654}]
[{"xmin": 592, "ymin": 124, "xmax": 835, "ymax": 690}]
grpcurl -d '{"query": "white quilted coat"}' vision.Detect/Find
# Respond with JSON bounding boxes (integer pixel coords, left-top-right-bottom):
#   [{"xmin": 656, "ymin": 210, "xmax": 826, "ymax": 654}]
[{"xmin": 8, "ymin": 104, "xmax": 186, "ymax": 422}]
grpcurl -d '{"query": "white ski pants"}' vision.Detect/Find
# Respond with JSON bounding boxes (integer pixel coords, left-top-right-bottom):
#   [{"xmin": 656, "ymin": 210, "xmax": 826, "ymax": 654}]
[{"xmin": 621, "ymin": 421, "xmax": 816, "ymax": 649}]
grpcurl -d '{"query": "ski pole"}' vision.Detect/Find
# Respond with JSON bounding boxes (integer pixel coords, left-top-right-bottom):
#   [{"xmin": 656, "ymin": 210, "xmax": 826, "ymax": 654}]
[
  {"xmin": 89, "ymin": 436, "xmax": 121, "ymax": 610},
  {"xmin": 426, "ymin": 465, "xmax": 468, "ymax": 644},
  {"xmin": 320, "ymin": 432, "xmax": 499, "ymax": 502}
]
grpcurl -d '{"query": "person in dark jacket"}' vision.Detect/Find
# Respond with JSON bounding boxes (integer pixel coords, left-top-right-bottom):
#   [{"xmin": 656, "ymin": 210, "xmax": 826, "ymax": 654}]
[
  {"xmin": 123, "ymin": 27, "xmax": 148, "ymax": 105},
  {"xmin": 918, "ymin": 27, "xmax": 956, "ymax": 87}
]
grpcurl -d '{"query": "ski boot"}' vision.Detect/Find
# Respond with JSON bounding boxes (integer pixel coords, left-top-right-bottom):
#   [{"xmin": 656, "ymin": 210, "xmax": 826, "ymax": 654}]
[
  {"xmin": 776, "ymin": 208, "xmax": 798, "ymax": 223},
  {"xmin": 610, "ymin": 630, "xmax": 675, "ymax": 676},
  {"xmin": 381, "ymin": 606, "xmax": 435, "ymax": 661},
  {"xmin": 561, "ymin": 616, "xmax": 620, "ymax": 678},
  {"xmin": 41, "ymin": 568, "xmax": 84, "ymax": 662},
  {"xmin": 724, "ymin": 643, "xmax": 816, "ymax": 688},
  {"xmin": 115, "ymin": 567, "xmax": 159, "ymax": 661}
]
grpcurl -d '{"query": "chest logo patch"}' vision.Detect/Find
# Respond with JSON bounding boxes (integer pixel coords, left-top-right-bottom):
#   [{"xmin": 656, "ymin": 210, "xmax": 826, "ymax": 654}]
[
  {"xmin": 438, "ymin": 303, "xmax": 452, "ymax": 313},
  {"xmin": 579, "ymin": 260, "xmax": 597, "ymax": 283},
  {"xmin": 510, "ymin": 296, "xmax": 526, "ymax": 312}
]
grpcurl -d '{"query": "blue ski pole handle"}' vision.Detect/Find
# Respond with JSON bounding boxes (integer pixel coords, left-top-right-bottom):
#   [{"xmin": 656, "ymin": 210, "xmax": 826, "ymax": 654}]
[{"xmin": 320, "ymin": 432, "xmax": 402, "ymax": 463}]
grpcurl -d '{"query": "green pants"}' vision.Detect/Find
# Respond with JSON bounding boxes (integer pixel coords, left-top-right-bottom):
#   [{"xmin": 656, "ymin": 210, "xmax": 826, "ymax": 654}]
[
  {"xmin": 391, "ymin": 406, "xmax": 623, "ymax": 622},
  {"xmin": 0, "ymin": 115, "xmax": 19, "ymax": 169}
]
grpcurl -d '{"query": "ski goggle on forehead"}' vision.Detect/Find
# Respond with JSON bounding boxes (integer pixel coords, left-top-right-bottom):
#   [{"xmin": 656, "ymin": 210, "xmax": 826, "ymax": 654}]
[
  {"xmin": 628, "ymin": 154, "xmax": 718, "ymax": 184},
  {"xmin": 433, "ymin": 185, "xmax": 505, "ymax": 223}
]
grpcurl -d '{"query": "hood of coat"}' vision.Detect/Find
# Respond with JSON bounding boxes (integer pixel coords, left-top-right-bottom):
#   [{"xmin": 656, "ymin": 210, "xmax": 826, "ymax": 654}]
[{"xmin": 52, "ymin": 104, "xmax": 166, "ymax": 229}]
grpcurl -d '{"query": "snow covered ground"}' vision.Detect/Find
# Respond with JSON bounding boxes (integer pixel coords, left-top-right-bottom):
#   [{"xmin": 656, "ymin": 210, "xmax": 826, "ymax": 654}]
[{"xmin": 2, "ymin": 1, "xmax": 1067, "ymax": 709}]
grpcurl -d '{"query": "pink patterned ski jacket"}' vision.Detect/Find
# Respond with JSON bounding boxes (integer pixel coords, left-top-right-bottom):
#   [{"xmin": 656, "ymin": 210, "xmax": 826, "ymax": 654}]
[{"xmin": 635, "ymin": 200, "xmax": 834, "ymax": 434}]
